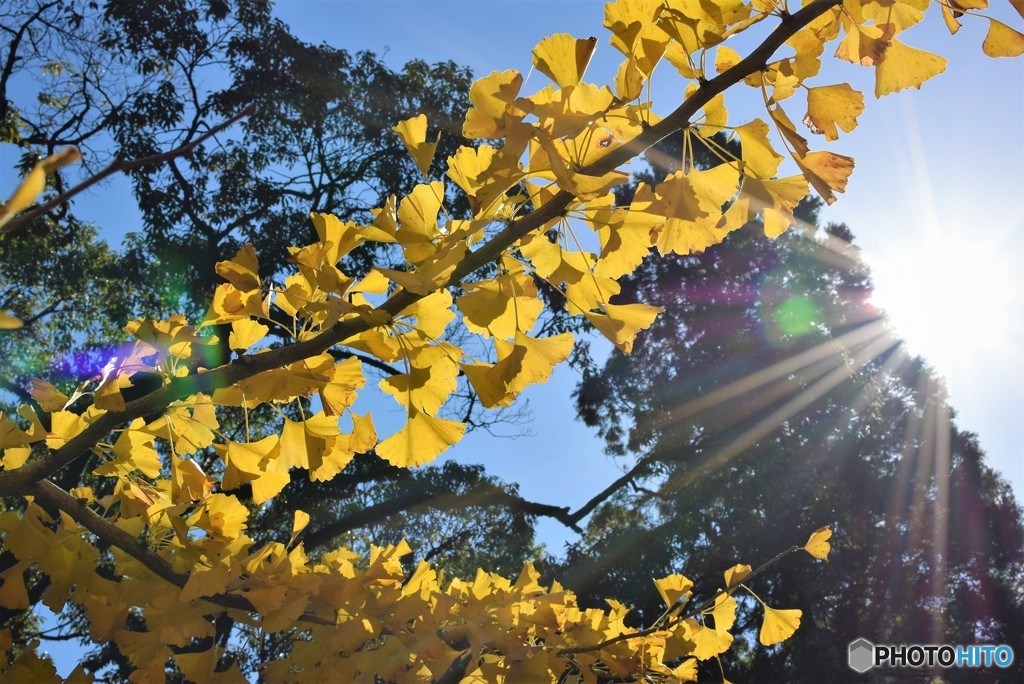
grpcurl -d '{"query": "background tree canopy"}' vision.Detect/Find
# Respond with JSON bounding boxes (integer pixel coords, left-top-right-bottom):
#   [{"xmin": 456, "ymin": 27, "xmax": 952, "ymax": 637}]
[{"xmin": 1, "ymin": 0, "xmax": 1022, "ymax": 682}]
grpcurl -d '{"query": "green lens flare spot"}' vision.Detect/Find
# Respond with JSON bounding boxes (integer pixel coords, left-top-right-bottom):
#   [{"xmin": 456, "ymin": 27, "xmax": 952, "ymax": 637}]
[{"xmin": 775, "ymin": 296, "xmax": 818, "ymax": 338}]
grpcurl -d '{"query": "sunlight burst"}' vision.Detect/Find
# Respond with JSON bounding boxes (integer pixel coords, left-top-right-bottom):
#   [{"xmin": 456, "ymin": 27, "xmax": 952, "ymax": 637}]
[{"xmin": 869, "ymin": 227, "xmax": 1019, "ymax": 382}]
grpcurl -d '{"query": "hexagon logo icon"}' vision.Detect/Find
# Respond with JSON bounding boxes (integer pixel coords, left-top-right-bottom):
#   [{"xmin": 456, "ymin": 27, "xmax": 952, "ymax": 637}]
[{"xmin": 848, "ymin": 638, "xmax": 875, "ymax": 673}]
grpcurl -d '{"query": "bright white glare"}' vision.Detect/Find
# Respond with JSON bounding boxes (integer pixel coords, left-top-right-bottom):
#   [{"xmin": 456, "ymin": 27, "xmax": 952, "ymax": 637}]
[{"xmin": 869, "ymin": 227, "xmax": 1020, "ymax": 382}]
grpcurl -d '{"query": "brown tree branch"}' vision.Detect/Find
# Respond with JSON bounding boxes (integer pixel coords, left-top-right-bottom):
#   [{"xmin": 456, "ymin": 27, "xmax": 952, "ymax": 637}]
[
  {"xmin": 0, "ymin": 2, "xmax": 60, "ymax": 120},
  {"xmin": 303, "ymin": 481, "xmax": 580, "ymax": 550},
  {"xmin": 29, "ymin": 479, "xmax": 335, "ymax": 626}
]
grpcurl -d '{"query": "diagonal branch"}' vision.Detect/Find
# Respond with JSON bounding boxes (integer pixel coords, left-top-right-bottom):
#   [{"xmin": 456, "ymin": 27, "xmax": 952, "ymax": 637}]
[
  {"xmin": 303, "ymin": 482, "xmax": 579, "ymax": 550},
  {"xmin": 29, "ymin": 479, "xmax": 334, "ymax": 626}
]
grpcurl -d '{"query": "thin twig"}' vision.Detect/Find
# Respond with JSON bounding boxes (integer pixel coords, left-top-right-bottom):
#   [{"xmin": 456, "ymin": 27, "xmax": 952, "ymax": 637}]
[
  {"xmin": 2, "ymin": 105, "xmax": 254, "ymax": 237},
  {"xmin": 555, "ymin": 545, "xmax": 804, "ymax": 656}
]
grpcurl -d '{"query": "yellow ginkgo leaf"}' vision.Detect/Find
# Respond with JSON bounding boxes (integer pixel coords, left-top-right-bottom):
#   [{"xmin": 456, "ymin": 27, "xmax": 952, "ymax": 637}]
[
  {"xmin": 651, "ymin": 171, "xmax": 709, "ymax": 254},
  {"xmin": 983, "ymin": 18, "xmax": 1024, "ymax": 58},
  {"xmin": 0, "ymin": 312, "xmax": 23, "ymax": 329},
  {"xmin": 709, "ymin": 591, "xmax": 737, "ymax": 631},
  {"xmin": 796, "ymin": 150, "xmax": 855, "ymax": 205},
  {"xmin": 446, "ymin": 145, "xmax": 524, "ymax": 218},
  {"xmin": 397, "ymin": 181, "xmax": 444, "ymax": 262},
  {"xmin": 215, "ymin": 244, "xmax": 261, "ymax": 291},
  {"xmin": 397, "ymin": 289, "xmax": 455, "ymax": 340},
  {"xmin": 631, "ymin": 22, "xmax": 671, "ymax": 76},
  {"xmin": 0, "ymin": 147, "xmax": 82, "ymax": 231},
  {"xmin": 689, "ymin": 620, "xmax": 734, "ymax": 660},
  {"xmin": 803, "ymin": 525, "xmax": 832, "ymax": 560},
  {"xmin": 533, "ymin": 34, "xmax": 599, "ymax": 87},
  {"xmin": 698, "ymin": 92, "xmax": 728, "ymax": 137},
  {"xmin": 206, "ymin": 283, "xmax": 264, "ymax": 324},
  {"xmin": 228, "ymin": 319, "xmax": 269, "ymax": 352},
  {"xmin": 172, "ymin": 456, "xmax": 216, "ymax": 503},
  {"xmin": 103, "ymin": 423, "xmax": 160, "ymax": 479},
  {"xmin": 218, "ymin": 435, "xmax": 279, "ymax": 491},
  {"xmin": 735, "ymin": 119, "xmax": 784, "ymax": 179},
  {"xmin": 769, "ymin": 105, "xmax": 809, "ymax": 159},
  {"xmin": 393, "ymin": 114, "xmax": 440, "ymax": 176},
  {"xmin": 590, "ymin": 196, "xmax": 658, "ymax": 279},
  {"xmin": 651, "ymin": 164, "xmax": 740, "ymax": 256},
  {"xmin": 939, "ymin": 0, "xmax": 962, "ymax": 34},
  {"xmin": 310, "ymin": 212, "xmax": 366, "ymax": 262},
  {"xmin": 349, "ymin": 269, "xmax": 390, "ymax": 295},
  {"xmin": 520, "ymin": 232, "xmax": 592, "ymax": 285},
  {"xmin": 787, "ymin": 27, "xmax": 826, "ymax": 79},
  {"xmin": 741, "ymin": 175, "xmax": 809, "ymax": 238},
  {"xmin": 663, "ymin": 41, "xmax": 701, "ymax": 79},
  {"xmin": 0, "ymin": 561, "xmax": 30, "ymax": 609},
  {"xmin": 759, "ymin": 606, "xmax": 802, "ymax": 645},
  {"xmin": 804, "ymin": 84, "xmax": 864, "ymax": 141},
  {"xmin": 670, "ymin": 659, "xmax": 699, "ymax": 682},
  {"xmin": 714, "ymin": 45, "xmax": 741, "ymax": 73},
  {"xmin": 28, "ymin": 379, "xmax": 68, "ymax": 411},
  {"xmin": 380, "ymin": 344, "xmax": 459, "ymax": 416},
  {"xmin": 376, "ymin": 406, "xmax": 466, "ymax": 467},
  {"xmin": 527, "ymin": 83, "xmax": 609, "ymax": 138},
  {"xmin": 457, "ymin": 272, "xmax": 543, "ymax": 339},
  {"xmin": 179, "ymin": 565, "xmax": 232, "ymax": 603},
  {"xmin": 348, "ymin": 411, "xmax": 377, "ymax": 453},
  {"xmin": 290, "ymin": 510, "xmax": 310, "ymax": 545},
  {"xmin": 463, "ymin": 70, "xmax": 524, "ymax": 139},
  {"xmin": 654, "ymin": 573, "xmax": 693, "ymax": 607},
  {"xmin": 565, "ymin": 273, "xmax": 621, "ymax": 315},
  {"xmin": 0, "ymin": 447, "xmax": 30, "ymax": 470},
  {"xmin": 460, "ymin": 358, "xmax": 517, "ymax": 409},
  {"xmin": 834, "ymin": 24, "xmax": 890, "ymax": 67},
  {"xmin": 875, "ymin": 39, "xmax": 947, "ymax": 98},
  {"xmin": 503, "ymin": 331, "xmax": 574, "ymax": 394},
  {"xmin": 250, "ymin": 469, "xmax": 291, "ymax": 505},
  {"xmin": 277, "ymin": 413, "xmax": 339, "ymax": 471},
  {"xmin": 723, "ymin": 563, "xmax": 751, "ymax": 589},
  {"xmin": 605, "ymin": 0, "xmax": 663, "ymax": 56},
  {"xmin": 585, "ymin": 302, "xmax": 663, "ymax": 354},
  {"xmin": 46, "ymin": 411, "xmax": 87, "ymax": 449},
  {"xmin": 320, "ymin": 357, "xmax": 365, "ymax": 416},
  {"xmin": 190, "ymin": 494, "xmax": 249, "ymax": 541}
]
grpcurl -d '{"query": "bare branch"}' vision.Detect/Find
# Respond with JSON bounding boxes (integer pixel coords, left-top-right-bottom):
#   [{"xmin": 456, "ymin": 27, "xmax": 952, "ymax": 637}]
[
  {"xmin": 303, "ymin": 481, "xmax": 581, "ymax": 550},
  {"xmin": 2, "ymin": 105, "xmax": 254, "ymax": 237}
]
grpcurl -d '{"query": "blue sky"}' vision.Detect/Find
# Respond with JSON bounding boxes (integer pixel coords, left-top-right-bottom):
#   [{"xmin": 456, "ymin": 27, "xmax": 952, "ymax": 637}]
[{"xmin": 268, "ymin": 0, "xmax": 1024, "ymax": 539}]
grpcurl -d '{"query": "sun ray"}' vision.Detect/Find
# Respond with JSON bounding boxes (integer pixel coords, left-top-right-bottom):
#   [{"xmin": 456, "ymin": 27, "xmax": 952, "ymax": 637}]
[
  {"xmin": 652, "ymin": 318, "xmax": 891, "ymax": 432},
  {"xmin": 658, "ymin": 325, "xmax": 900, "ymax": 496}
]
